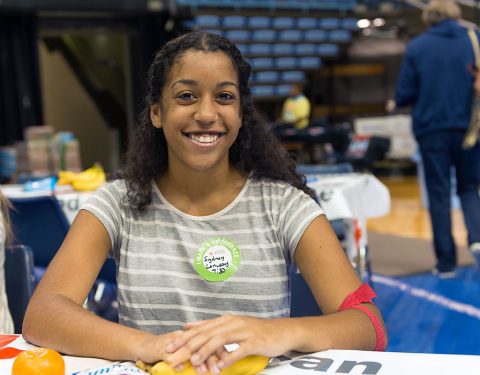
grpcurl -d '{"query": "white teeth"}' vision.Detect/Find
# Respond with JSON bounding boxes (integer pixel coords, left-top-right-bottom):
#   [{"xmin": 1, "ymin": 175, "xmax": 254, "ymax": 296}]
[{"xmin": 189, "ymin": 134, "xmax": 220, "ymax": 143}]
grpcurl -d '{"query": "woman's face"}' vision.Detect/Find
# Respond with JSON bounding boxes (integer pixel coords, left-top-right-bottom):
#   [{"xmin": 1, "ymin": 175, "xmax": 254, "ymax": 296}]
[{"xmin": 150, "ymin": 50, "xmax": 242, "ymax": 174}]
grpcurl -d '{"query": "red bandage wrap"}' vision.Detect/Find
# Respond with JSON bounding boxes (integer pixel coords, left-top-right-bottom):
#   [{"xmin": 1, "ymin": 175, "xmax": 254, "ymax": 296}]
[{"xmin": 338, "ymin": 283, "xmax": 386, "ymax": 351}]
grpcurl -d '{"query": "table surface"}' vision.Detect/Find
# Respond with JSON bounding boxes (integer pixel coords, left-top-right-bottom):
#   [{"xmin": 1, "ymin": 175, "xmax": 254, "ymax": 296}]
[
  {"xmin": 1, "ymin": 335, "xmax": 480, "ymax": 375},
  {"xmin": 307, "ymin": 172, "xmax": 390, "ymax": 221}
]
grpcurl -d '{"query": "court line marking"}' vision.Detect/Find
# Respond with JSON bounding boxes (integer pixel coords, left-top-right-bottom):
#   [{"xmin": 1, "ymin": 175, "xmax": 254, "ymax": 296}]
[{"xmin": 372, "ymin": 274, "xmax": 480, "ymax": 320}]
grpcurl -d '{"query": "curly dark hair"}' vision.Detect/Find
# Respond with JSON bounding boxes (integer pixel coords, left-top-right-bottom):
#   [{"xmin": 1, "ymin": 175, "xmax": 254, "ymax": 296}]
[{"xmin": 118, "ymin": 31, "xmax": 313, "ymax": 210}]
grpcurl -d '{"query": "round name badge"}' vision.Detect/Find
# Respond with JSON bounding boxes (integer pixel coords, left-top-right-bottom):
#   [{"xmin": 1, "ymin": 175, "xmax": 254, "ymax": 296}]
[{"xmin": 194, "ymin": 237, "xmax": 241, "ymax": 282}]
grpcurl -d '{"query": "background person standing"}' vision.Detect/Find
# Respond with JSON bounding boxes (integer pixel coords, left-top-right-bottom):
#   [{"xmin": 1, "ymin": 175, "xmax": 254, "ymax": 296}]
[{"xmin": 387, "ymin": 0, "xmax": 480, "ymax": 277}]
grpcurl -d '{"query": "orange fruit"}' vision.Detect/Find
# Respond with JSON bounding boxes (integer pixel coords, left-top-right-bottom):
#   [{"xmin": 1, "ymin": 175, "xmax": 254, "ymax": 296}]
[{"xmin": 11, "ymin": 347, "xmax": 65, "ymax": 375}]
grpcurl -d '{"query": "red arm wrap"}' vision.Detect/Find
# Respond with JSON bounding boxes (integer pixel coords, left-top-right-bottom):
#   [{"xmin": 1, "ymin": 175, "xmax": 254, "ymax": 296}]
[{"xmin": 338, "ymin": 283, "xmax": 386, "ymax": 351}]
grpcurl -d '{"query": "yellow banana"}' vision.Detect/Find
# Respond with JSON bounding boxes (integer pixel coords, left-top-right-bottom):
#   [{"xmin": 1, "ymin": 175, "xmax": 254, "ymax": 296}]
[
  {"xmin": 71, "ymin": 164, "xmax": 106, "ymax": 192},
  {"xmin": 57, "ymin": 170, "xmax": 78, "ymax": 185},
  {"xmin": 136, "ymin": 355, "xmax": 269, "ymax": 375}
]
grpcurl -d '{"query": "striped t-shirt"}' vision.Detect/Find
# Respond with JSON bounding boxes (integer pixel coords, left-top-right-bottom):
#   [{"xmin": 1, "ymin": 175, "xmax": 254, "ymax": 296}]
[{"xmin": 82, "ymin": 177, "xmax": 323, "ymax": 334}]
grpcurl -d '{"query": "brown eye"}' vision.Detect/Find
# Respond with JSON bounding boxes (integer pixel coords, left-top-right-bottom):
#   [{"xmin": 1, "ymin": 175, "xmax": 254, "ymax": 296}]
[
  {"xmin": 216, "ymin": 92, "xmax": 236, "ymax": 102},
  {"xmin": 176, "ymin": 92, "xmax": 196, "ymax": 101}
]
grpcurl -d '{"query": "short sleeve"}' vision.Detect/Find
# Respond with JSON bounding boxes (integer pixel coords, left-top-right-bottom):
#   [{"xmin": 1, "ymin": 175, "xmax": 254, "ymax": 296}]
[
  {"xmin": 80, "ymin": 180, "xmax": 126, "ymax": 260},
  {"xmin": 276, "ymin": 186, "xmax": 324, "ymax": 263}
]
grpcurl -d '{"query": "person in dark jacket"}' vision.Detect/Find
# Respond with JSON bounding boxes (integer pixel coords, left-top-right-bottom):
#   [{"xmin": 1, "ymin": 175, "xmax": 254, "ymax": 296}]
[{"xmin": 388, "ymin": 0, "xmax": 480, "ymax": 277}]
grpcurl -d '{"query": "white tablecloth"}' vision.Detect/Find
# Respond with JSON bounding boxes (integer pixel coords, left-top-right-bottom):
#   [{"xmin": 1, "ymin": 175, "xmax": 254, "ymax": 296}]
[
  {"xmin": 0, "ymin": 185, "xmax": 91, "ymax": 223},
  {"xmin": 307, "ymin": 173, "xmax": 390, "ymax": 268},
  {"xmin": 307, "ymin": 172, "xmax": 390, "ymax": 221},
  {"xmin": 1, "ymin": 335, "xmax": 479, "ymax": 375}
]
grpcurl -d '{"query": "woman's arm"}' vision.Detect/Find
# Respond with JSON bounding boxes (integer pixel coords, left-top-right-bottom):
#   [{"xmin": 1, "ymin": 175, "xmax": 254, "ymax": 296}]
[
  {"xmin": 288, "ymin": 214, "xmax": 387, "ymax": 352},
  {"xmin": 22, "ymin": 210, "xmax": 176, "ymax": 363},
  {"xmin": 165, "ymin": 215, "xmax": 387, "ymax": 373}
]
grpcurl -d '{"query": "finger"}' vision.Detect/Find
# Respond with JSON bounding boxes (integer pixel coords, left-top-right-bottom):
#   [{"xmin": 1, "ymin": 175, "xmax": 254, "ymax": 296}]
[
  {"xmin": 165, "ymin": 346, "xmax": 192, "ymax": 368},
  {"xmin": 206, "ymin": 354, "xmax": 221, "ymax": 375},
  {"xmin": 191, "ymin": 328, "xmax": 250, "ymax": 365},
  {"xmin": 172, "ymin": 316, "xmax": 236, "ymax": 355},
  {"xmin": 195, "ymin": 362, "xmax": 208, "ymax": 375},
  {"xmin": 184, "ymin": 319, "xmax": 208, "ymax": 329},
  {"xmin": 217, "ymin": 345, "xmax": 250, "ymax": 370},
  {"xmin": 170, "ymin": 317, "xmax": 225, "ymax": 351}
]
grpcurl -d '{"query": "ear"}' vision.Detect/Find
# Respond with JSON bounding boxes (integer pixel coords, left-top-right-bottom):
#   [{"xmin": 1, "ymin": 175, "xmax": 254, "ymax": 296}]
[{"xmin": 150, "ymin": 103, "xmax": 162, "ymax": 128}]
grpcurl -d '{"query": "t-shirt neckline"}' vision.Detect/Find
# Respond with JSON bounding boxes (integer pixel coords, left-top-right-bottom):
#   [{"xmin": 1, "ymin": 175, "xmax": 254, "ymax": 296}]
[{"xmin": 151, "ymin": 177, "xmax": 251, "ymax": 220}]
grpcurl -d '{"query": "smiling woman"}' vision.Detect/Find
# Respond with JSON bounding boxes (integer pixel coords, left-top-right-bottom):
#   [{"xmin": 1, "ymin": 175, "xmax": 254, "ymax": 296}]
[
  {"xmin": 22, "ymin": 31, "xmax": 386, "ymax": 375},
  {"xmin": 149, "ymin": 50, "xmax": 242, "ymax": 179}
]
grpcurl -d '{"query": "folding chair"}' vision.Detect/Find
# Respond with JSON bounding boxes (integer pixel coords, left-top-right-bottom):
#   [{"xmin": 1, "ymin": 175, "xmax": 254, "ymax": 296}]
[
  {"xmin": 318, "ymin": 17, "xmax": 340, "ymax": 30},
  {"xmin": 272, "ymin": 43, "xmax": 294, "ymax": 56},
  {"xmin": 222, "ymin": 15, "xmax": 246, "ymax": 29},
  {"xmin": 8, "ymin": 195, "xmax": 118, "ymax": 321},
  {"xmin": 251, "ymin": 85, "xmax": 276, "ymax": 97},
  {"xmin": 8, "ymin": 196, "xmax": 69, "ymax": 269},
  {"xmin": 272, "ymin": 17, "xmax": 295, "ymax": 29},
  {"xmin": 247, "ymin": 16, "xmax": 272, "ymax": 29},
  {"xmin": 5, "ymin": 245, "xmax": 36, "ymax": 333},
  {"xmin": 296, "ymin": 17, "xmax": 318, "ymax": 29},
  {"xmin": 195, "ymin": 15, "xmax": 221, "ymax": 29}
]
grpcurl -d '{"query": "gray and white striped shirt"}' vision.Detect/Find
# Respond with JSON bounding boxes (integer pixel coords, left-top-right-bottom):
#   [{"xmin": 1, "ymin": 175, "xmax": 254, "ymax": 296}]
[{"xmin": 82, "ymin": 177, "xmax": 323, "ymax": 334}]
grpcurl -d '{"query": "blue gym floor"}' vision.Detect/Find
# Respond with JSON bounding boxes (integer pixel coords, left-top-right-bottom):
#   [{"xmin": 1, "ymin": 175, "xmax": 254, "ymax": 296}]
[{"xmin": 373, "ymin": 266, "xmax": 480, "ymax": 355}]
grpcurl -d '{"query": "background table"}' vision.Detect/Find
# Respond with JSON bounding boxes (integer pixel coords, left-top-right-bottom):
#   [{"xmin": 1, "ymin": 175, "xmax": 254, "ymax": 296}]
[
  {"xmin": 307, "ymin": 173, "xmax": 390, "ymax": 280},
  {"xmin": 0, "ymin": 185, "xmax": 91, "ymax": 223}
]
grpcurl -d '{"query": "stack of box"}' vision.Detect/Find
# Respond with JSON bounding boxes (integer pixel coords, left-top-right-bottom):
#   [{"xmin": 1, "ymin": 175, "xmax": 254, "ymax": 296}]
[
  {"xmin": 14, "ymin": 126, "xmax": 83, "ymax": 180},
  {"xmin": 16, "ymin": 126, "xmax": 55, "ymax": 177},
  {"xmin": 353, "ymin": 115, "xmax": 417, "ymax": 160}
]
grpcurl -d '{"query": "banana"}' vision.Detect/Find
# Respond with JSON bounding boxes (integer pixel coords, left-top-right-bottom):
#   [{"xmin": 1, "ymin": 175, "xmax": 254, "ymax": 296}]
[
  {"xmin": 136, "ymin": 355, "xmax": 269, "ymax": 375},
  {"xmin": 70, "ymin": 164, "xmax": 106, "ymax": 192},
  {"xmin": 57, "ymin": 170, "xmax": 78, "ymax": 185}
]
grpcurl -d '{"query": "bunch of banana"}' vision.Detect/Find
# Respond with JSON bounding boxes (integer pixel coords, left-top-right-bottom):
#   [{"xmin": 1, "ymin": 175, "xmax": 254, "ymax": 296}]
[
  {"xmin": 57, "ymin": 163, "xmax": 106, "ymax": 192},
  {"xmin": 136, "ymin": 355, "xmax": 269, "ymax": 375}
]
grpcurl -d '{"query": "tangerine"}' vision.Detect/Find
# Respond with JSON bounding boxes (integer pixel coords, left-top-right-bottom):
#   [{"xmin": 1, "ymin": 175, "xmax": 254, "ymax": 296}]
[{"xmin": 11, "ymin": 347, "xmax": 65, "ymax": 375}]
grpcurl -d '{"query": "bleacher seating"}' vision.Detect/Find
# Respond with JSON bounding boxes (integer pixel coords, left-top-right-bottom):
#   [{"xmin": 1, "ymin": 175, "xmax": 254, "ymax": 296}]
[
  {"xmin": 188, "ymin": 12, "xmax": 359, "ymax": 99},
  {"xmin": 178, "ymin": 0, "xmax": 357, "ymax": 11},
  {"xmin": 250, "ymin": 43, "xmax": 272, "ymax": 56}
]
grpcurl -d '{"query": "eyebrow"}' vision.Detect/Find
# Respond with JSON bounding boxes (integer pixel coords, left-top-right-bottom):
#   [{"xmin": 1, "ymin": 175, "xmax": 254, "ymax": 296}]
[{"xmin": 170, "ymin": 80, "xmax": 238, "ymax": 90}]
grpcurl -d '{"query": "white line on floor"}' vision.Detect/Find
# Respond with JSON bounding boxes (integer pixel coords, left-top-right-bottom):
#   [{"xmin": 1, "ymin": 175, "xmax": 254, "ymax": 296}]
[{"xmin": 372, "ymin": 274, "xmax": 480, "ymax": 320}]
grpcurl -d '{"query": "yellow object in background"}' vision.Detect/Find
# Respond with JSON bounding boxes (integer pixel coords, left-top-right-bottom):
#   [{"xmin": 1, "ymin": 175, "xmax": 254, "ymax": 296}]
[
  {"xmin": 11, "ymin": 347, "xmax": 65, "ymax": 375},
  {"xmin": 136, "ymin": 355, "xmax": 269, "ymax": 375},
  {"xmin": 57, "ymin": 163, "xmax": 106, "ymax": 192}
]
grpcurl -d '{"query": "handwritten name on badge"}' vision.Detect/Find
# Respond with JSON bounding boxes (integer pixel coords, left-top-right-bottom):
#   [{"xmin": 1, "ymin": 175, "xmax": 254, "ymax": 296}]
[{"xmin": 194, "ymin": 236, "xmax": 241, "ymax": 282}]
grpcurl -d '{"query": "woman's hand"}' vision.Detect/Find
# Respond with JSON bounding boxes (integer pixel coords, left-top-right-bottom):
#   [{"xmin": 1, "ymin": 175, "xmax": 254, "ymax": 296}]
[
  {"xmin": 166, "ymin": 315, "xmax": 293, "ymax": 374},
  {"xmin": 134, "ymin": 330, "xmax": 191, "ymax": 367}
]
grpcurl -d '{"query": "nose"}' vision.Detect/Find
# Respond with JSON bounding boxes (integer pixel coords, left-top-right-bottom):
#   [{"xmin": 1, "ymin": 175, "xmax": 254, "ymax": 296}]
[{"xmin": 193, "ymin": 97, "xmax": 218, "ymax": 125}]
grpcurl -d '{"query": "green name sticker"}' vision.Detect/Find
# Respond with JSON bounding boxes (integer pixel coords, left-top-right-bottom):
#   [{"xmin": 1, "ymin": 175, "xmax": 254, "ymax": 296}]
[{"xmin": 194, "ymin": 237, "xmax": 241, "ymax": 282}]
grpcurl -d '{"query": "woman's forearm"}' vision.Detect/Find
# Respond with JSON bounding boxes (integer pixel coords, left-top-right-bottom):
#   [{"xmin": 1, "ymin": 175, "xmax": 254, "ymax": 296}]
[
  {"xmin": 285, "ymin": 307, "xmax": 384, "ymax": 353},
  {"xmin": 22, "ymin": 293, "xmax": 152, "ymax": 361}
]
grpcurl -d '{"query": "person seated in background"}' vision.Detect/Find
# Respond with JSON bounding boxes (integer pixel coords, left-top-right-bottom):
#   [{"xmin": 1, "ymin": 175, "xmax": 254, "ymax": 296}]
[
  {"xmin": 0, "ymin": 191, "xmax": 14, "ymax": 333},
  {"xmin": 279, "ymin": 82, "xmax": 311, "ymax": 130}
]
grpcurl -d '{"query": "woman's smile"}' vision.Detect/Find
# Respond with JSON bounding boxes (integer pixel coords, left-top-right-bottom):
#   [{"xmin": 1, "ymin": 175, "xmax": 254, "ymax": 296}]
[{"xmin": 183, "ymin": 131, "xmax": 226, "ymax": 148}]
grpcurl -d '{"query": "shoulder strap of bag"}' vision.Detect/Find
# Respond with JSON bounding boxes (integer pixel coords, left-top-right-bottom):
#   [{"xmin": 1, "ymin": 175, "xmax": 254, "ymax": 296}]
[
  {"xmin": 467, "ymin": 28, "xmax": 480, "ymax": 68},
  {"xmin": 463, "ymin": 28, "xmax": 480, "ymax": 149}
]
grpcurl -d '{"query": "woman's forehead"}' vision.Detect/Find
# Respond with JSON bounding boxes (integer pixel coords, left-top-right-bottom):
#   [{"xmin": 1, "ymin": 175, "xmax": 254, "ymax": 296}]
[{"xmin": 167, "ymin": 50, "xmax": 237, "ymax": 82}]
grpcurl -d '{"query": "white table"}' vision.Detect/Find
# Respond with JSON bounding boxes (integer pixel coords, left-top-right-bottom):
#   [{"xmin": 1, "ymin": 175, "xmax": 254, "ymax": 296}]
[
  {"xmin": 307, "ymin": 173, "xmax": 390, "ymax": 280},
  {"xmin": 2, "ymin": 335, "xmax": 479, "ymax": 375},
  {"xmin": 0, "ymin": 185, "xmax": 91, "ymax": 223}
]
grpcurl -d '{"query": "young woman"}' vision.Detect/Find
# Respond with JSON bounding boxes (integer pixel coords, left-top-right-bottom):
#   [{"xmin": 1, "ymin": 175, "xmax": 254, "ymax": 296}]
[{"xmin": 23, "ymin": 31, "xmax": 386, "ymax": 375}]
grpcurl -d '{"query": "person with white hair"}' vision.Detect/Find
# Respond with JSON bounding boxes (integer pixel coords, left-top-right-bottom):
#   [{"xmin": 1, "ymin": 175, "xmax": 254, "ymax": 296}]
[{"xmin": 388, "ymin": 0, "xmax": 480, "ymax": 278}]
